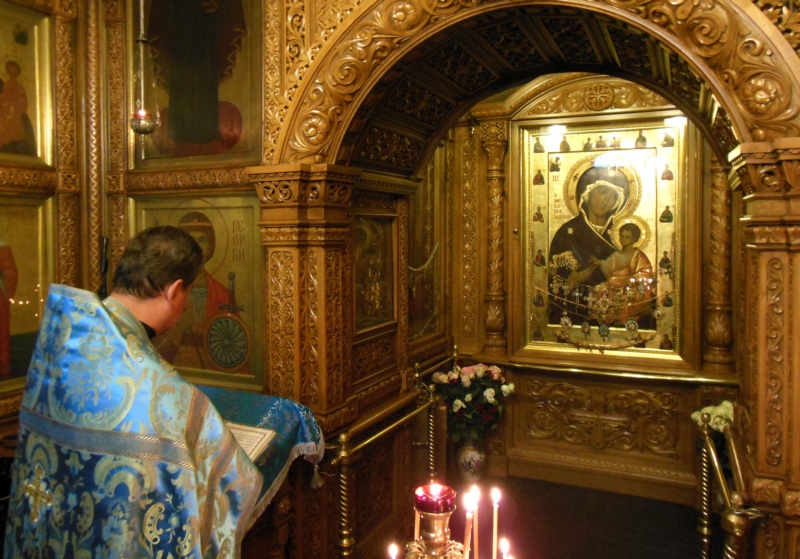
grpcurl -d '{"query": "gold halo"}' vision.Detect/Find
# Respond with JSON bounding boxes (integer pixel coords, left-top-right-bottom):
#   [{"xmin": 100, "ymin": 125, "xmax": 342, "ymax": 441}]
[
  {"xmin": 609, "ymin": 215, "xmax": 651, "ymax": 251},
  {"xmin": 562, "ymin": 153, "xmax": 643, "ymax": 219},
  {"xmin": 166, "ymin": 199, "xmax": 229, "ymax": 277}
]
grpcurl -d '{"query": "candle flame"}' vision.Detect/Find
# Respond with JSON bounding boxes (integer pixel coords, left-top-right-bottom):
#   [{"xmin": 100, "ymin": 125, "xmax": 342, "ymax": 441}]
[
  {"xmin": 500, "ymin": 538, "xmax": 510, "ymax": 554},
  {"xmin": 389, "ymin": 543, "xmax": 398, "ymax": 559},
  {"xmin": 470, "ymin": 484, "xmax": 481, "ymax": 502},
  {"xmin": 464, "ymin": 492, "xmax": 477, "ymax": 513},
  {"xmin": 491, "ymin": 487, "xmax": 501, "ymax": 504}
]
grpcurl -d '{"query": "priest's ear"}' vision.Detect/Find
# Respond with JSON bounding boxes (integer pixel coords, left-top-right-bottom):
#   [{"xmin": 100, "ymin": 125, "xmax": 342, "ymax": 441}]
[{"xmin": 164, "ymin": 279, "xmax": 189, "ymax": 304}]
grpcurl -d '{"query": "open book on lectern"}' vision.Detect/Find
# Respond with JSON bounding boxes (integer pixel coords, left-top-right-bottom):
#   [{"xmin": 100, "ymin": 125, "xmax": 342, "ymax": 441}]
[{"xmin": 226, "ymin": 422, "xmax": 276, "ymax": 462}]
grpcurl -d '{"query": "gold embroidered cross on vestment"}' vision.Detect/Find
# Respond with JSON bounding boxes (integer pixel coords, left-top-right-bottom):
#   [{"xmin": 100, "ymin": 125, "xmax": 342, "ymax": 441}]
[{"xmin": 23, "ymin": 464, "xmax": 53, "ymax": 523}]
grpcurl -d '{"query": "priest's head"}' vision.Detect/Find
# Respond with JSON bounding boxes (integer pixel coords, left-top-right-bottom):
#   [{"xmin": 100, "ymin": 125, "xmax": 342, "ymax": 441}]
[{"xmin": 110, "ymin": 226, "xmax": 204, "ymax": 333}]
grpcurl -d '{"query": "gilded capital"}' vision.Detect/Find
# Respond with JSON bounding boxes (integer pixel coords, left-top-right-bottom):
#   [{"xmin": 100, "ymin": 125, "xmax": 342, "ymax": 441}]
[
  {"xmin": 245, "ymin": 164, "xmax": 358, "ymax": 224},
  {"xmin": 480, "ymin": 121, "xmax": 507, "ymax": 143}
]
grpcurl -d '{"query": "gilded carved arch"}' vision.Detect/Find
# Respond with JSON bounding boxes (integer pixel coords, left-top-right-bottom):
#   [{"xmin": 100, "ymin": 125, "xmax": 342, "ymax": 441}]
[{"xmin": 275, "ymin": 0, "xmax": 800, "ymax": 167}]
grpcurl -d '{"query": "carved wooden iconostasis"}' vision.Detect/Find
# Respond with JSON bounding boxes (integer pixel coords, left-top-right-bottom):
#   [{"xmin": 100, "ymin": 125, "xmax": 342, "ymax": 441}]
[
  {"xmin": 7, "ymin": 0, "xmax": 800, "ymax": 552},
  {"xmin": 444, "ymin": 75, "xmax": 736, "ymax": 506}
]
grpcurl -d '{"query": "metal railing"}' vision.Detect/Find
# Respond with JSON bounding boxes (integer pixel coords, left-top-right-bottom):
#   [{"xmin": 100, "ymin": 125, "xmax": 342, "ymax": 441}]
[
  {"xmin": 329, "ymin": 366, "xmax": 446, "ymax": 558},
  {"xmin": 697, "ymin": 413, "xmax": 762, "ymax": 558}
]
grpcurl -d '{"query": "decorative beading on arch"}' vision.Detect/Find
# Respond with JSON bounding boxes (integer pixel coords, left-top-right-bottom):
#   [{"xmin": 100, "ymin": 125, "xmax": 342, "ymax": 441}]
[{"xmin": 280, "ymin": 0, "xmax": 800, "ymax": 165}]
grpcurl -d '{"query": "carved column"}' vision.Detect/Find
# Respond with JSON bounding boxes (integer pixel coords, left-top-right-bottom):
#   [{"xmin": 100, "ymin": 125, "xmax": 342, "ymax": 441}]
[
  {"xmin": 480, "ymin": 122, "xmax": 508, "ymax": 357},
  {"xmin": 729, "ymin": 138, "xmax": 800, "ymax": 559},
  {"xmin": 703, "ymin": 156, "xmax": 734, "ymax": 369},
  {"xmin": 104, "ymin": 0, "xmax": 132, "ymax": 276},
  {"xmin": 54, "ymin": 6, "xmax": 80, "ymax": 285},
  {"xmin": 245, "ymin": 163, "xmax": 359, "ymax": 433}
]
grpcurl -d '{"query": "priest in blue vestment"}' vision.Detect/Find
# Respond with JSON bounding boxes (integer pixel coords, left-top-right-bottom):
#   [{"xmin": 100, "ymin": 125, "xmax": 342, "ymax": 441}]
[{"xmin": 5, "ymin": 226, "xmax": 267, "ymax": 558}]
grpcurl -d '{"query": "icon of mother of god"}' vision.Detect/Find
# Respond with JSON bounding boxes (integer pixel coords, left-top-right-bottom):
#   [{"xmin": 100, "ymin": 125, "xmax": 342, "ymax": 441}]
[{"xmin": 547, "ymin": 166, "xmax": 630, "ymax": 323}]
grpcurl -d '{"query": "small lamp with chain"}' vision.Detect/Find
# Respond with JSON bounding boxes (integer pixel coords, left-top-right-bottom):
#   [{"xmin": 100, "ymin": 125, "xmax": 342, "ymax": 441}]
[{"xmin": 129, "ymin": 0, "xmax": 160, "ymax": 135}]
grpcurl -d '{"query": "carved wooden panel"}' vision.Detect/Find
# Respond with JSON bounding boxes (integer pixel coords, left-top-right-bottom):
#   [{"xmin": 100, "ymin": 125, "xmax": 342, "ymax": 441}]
[{"xmin": 508, "ymin": 370, "xmax": 697, "ymax": 503}]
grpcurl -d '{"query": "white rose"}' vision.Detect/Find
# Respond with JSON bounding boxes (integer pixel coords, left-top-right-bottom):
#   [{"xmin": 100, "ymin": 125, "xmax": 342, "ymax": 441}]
[
  {"xmin": 453, "ymin": 399, "xmax": 466, "ymax": 413},
  {"xmin": 690, "ymin": 400, "xmax": 733, "ymax": 432},
  {"xmin": 484, "ymin": 388, "xmax": 496, "ymax": 404},
  {"xmin": 501, "ymin": 383, "xmax": 515, "ymax": 396},
  {"xmin": 465, "ymin": 394, "xmax": 473, "ymax": 402},
  {"xmin": 489, "ymin": 366, "xmax": 503, "ymax": 381},
  {"xmin": 461, "ymin": 376, "xmax": 472, "ymax": 388}
]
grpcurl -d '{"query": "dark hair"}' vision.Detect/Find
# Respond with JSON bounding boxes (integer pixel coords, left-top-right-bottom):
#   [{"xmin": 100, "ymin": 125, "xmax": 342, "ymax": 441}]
[
  {"xmin": 619, "ymin": 222, "xmax": 642, "ymax": 242},
  {"xmin": 112, "ymin": 226, "xmax": 204, "ymax": 298}
]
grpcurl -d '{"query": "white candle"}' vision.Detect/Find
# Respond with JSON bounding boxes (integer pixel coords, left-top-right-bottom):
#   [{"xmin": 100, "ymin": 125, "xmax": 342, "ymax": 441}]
[
  {"xmin": 471, "ymin": 485, "xmax": 481, "ymax": 559},
  {"xmin": 464, "ymin": 493, "xmax": 476, "ymax": 558},
  {"xmin": 491, "ymin": 488, "xmax": 501, "ymax": 559},
  {"xmin": 499, "ymin": 537, "xmax": 510, "ymax": 559},
  {"xmin": 414, "ymin": 509, "xmax": 420, "ymax": 540},
  {"xmin": 389, "ymin": 543, "xmax": 398, "ymax": 559}
]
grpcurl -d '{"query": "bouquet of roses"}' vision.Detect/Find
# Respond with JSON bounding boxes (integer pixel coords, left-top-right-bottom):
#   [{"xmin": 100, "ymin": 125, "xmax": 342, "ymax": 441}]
[{"xmin": 432, "ymin": 363, "xmax": 515, "ymax": 443}]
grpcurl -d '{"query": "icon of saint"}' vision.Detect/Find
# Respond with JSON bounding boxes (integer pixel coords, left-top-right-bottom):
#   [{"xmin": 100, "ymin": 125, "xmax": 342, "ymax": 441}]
[
  {"xmin": 0, "ymin": 60, "xmax": 36, "ymax": 155},
  {"xmin": 0, "ymin": 237, "xmax": 17, "ymax": 377},
  {"xmin": 155, "ymin": 211, "xmax": 246, "ymax": 372}
]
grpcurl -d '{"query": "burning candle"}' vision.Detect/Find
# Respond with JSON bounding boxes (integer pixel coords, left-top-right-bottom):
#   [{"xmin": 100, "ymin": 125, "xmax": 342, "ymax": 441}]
[
  {"xmin": 388, "ymin": 543, "xmax": 398, "ymax": 559},
  {"xmin": 491, "ymin": 488, "xmax": 501, "ymax": 559},
  {"xmin": 470, "ymin": 485, "xmax": 481, "ymax": 559},
  {"xmin": 464, "ymin": 493, "xmax": 476, "ymax": 559},
  {"xmin": 414, "ymin": 483, "xmax": 456, "ymax": 513},
  {"xmin": 499, "ymin": 537, "xmax": 510, "ymax": 559},
  {"xmin": 414, "ymin": 509, "xmax": 420, "ymax": 540}
]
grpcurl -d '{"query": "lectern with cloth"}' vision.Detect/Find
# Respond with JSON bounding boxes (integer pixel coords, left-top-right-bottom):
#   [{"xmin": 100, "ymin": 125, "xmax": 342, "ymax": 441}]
[{"xmin": 198, "ymin": 385, "xmax": 325, "ymax": 511}]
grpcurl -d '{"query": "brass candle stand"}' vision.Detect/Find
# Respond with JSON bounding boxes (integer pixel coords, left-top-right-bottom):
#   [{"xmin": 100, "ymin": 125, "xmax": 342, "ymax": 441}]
[{"xmin": 403, "ymin": 508, "xmax": 464, "ymax": 558}]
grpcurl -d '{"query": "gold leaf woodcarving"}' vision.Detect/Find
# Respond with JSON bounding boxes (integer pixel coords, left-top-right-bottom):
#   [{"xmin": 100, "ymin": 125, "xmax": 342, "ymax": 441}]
[
  {"xmin": 269, "ymin": 250, "xmax": 297, "ymax": 399},
  {"xmin": 633, "ymin": 0, "xmax": 800, "ymax": 139},
  {"xmin": 523, "ymin": 380, "xmax": 680, "ymax": 457},
  {"xmin": 284, "ymin": 0, "xmax": 800, "ymax": 165},
  {"xmin": 752, "ymin": 0, "xmax": 800, "ymax": 57}
]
